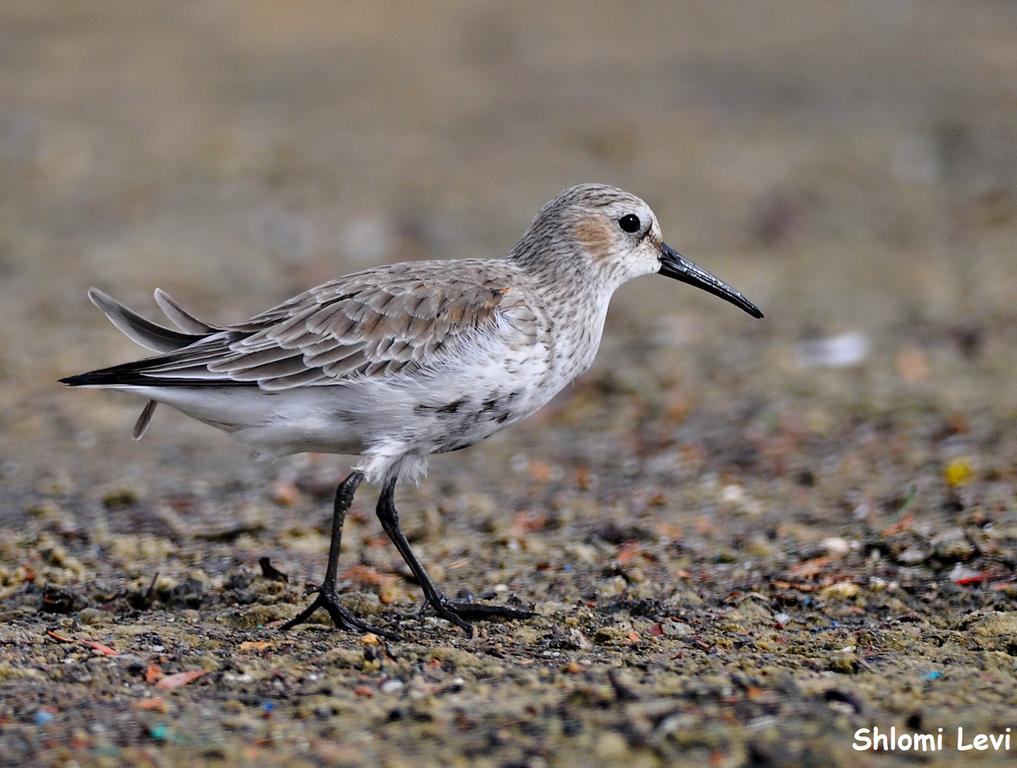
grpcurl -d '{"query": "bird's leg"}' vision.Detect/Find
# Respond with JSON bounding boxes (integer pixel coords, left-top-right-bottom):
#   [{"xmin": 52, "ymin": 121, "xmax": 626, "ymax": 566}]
[
  {"xmin": 376, "ymin": 478, "xmax": 534, "ymax": 636},
  {"xmin": 281, "ymin": 471, "xmax": 395, "ymax": 638}
]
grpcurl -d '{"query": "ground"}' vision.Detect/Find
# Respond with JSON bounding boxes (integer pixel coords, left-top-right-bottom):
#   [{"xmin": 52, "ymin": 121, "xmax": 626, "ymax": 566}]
[{"xmin": 1, "ymin": 2, "xmax": 1016, "ymax": 767}]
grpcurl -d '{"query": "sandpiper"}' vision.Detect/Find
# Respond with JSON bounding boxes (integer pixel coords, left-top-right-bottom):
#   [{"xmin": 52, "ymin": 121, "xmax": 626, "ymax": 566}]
[{"xmin": 62, "ymin": 184, "xmax": 763, "ymax": 636}]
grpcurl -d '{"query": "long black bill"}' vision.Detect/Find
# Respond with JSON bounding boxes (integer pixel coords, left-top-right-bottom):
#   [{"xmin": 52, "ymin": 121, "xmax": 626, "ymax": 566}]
[{"xmin": 658, "ymin": 242, "xmax": 763, "ymax": 318}]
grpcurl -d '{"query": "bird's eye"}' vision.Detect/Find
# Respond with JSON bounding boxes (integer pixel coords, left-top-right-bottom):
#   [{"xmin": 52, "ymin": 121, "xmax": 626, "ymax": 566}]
[{"xmin": 618, "ymin": 214, "xmax": 641, "ymax": 233}]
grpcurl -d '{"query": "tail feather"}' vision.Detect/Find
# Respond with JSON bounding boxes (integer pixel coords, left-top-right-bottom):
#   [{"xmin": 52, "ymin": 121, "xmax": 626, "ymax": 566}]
[
  {"xmin": 59, "ymin": 355, "xmax": 252, "ymax": 387},
  {"xmin": 153, "ymin": 288, "xmax": 222, "ymax": 334},
  {"xmin": 87, "ymin": 287, "xmax": 203, "ymax": 353},
  {"xmin": 132, "ymin": 399, "xmax": 158, "ymax": 440},
  {"xmin": 60, "ymin": 288, "xmax": 219, "ymax": 387},
  {"xmin": 62, "ymin": 287, "xmax": 242, "ymax": 441}
]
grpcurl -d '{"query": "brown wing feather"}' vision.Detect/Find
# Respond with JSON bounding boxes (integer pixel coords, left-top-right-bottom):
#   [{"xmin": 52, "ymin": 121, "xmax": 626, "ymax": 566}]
[{"xmin": 128, "ymin": 260, "xmax": 536, "ymax": 390}]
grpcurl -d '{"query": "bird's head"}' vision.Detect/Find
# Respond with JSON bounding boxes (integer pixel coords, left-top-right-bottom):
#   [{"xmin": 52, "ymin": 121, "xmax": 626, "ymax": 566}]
[{"xmin": 513, "ymin": 183, "xmax": 763, "ymax": 318}]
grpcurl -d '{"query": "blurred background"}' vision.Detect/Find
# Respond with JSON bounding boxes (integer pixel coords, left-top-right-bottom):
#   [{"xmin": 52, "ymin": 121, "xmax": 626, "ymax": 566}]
[
  {"xmin": 3, "ymin": 2, "xmax": 1015, "ymax": 469},
  {"xmin": 1, "ymin": 2, "xmax": 1016, "ymax": 766}
]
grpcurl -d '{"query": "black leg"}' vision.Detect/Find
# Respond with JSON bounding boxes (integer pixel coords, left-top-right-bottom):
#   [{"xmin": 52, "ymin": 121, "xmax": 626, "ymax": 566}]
[
  {"xmin": 281, "ymin": 471, "xmax": 396, "ymax": 639},
  {"xmin": 375, "ymin": 477, "xmax": 534, "ymax": 636}
]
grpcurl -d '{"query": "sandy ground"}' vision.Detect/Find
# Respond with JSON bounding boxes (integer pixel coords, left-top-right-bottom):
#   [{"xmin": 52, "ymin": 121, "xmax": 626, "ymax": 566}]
[{"xmin": 1, "ymin": 2, "xmax": 1016, "ymax": 766}]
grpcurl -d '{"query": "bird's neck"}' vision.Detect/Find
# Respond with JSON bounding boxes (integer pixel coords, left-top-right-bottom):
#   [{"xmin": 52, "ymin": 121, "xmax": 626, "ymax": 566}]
[{"xmin": 509, "ymin": 238, "xmax": 620, "ymax": 302}]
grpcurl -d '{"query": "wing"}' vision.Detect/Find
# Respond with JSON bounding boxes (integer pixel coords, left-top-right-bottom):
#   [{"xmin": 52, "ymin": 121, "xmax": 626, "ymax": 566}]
[{"xmin": 76, "ymin": 261, "xmax": 539, "ymax": 391}]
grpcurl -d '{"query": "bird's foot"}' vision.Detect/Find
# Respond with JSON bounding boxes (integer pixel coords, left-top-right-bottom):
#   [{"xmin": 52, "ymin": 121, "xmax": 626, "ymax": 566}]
[
  {"xmin": 426, "ymin": 593, "xmax": 535, "ymax": 636},
  {"xmin": 280, "ymin": 588, "xmax": 398, "ymax": 640}
]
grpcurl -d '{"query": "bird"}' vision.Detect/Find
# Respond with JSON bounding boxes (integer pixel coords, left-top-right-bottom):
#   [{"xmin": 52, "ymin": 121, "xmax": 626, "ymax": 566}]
[{"xmin": 61, "ymin": 183, "xmax": 763, "ymax": 637}]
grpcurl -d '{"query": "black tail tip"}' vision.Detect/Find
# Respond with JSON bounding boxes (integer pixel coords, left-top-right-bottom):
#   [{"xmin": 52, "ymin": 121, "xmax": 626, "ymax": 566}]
[{"xmin": 59, "ymin": 373, "xmax": 89, "ymax": 386}]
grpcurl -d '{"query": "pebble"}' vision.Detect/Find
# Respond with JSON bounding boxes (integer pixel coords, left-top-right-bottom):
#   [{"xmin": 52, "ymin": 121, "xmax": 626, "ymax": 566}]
[
  {"xmin": 828, "ymin": 654, "xmax": 860, "ymax": 674},
  {"xmin": 895, "ymin": 546, "xmax": 929, "ymax": 566},
  {"xmin": 380, "ymin": 679, "xmax": 404, "ymax": 694},
  {"xmin": 968, "ymin": 612, "xmax": 1017, "ymax": 651},
  {"xmin": 598, "ymin": 575, "xmax": 628, "ymax": 598},
  {"xmin": 567, "ymin": 628, "xmax": 592, "ymax": 650},
  {"xmin": 102, "ymin": 486, "xmax": 140, "ymax": 510},
  {"xmin": 595, "ymin": 731, "xmax": 629, "ymax": 760},
  {"xmin": 660, "ymin": 620, "xmax": 693, "ymax": 637},
  {"xmin": 821, "ymin": 581, "xmax": 860, "ymax": 599},
  {"xmin": 745, "ymin": 537, "xmax": 776, "ymax": 558},
  {"xmin": 78, "ymin": 607, "xmax": 110, "ymax": 625},
  {"xmin": 820, "ymin": 537, "xmax": 851, "ymax": 555},
  {"xmin": 931, "ymin": 528, "xmax": 975, "ymax": 561},
  {"xmin": 115, "ymin": 654, "xmax": 147, "ymax": 674},
  {"xmin": 594, "ymin": 626, "xmax": 630, "ymax": 645}
]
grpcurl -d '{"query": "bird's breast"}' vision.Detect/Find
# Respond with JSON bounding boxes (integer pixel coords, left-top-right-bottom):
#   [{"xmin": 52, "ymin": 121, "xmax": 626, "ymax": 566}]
[{"xmin": 540, "ymin": 292, "xmax": 611, "ymax": 390}]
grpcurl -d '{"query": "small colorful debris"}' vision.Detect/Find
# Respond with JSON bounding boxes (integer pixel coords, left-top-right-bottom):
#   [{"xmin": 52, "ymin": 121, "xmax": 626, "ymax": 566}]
[
  {"xmin": 134, "ymin": 697, "xmax": 168, "ymax": 712},
  {"xmin": 34, "ymin": 709, "xmax": 55, "ymax": 726},
  {"xmin": 155, "ymin": 670, "xmax": 206, "ymax": 690},
  {"xmin": 944, "ymin": 458, "xmax": 974, "ymax": 488},
  {"xmin": 950, "ymin": 563, "xmax": 988, "ymax": 586},
  {"xmin": 46, "ymin": 630, "xmax": 119, "ymax": 657},
  {"xmin": 82, "ymin": 640, "xmax": 118, "ymax": 657}
]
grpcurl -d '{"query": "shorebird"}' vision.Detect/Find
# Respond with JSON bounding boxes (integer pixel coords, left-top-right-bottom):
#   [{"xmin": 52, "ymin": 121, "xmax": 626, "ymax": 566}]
[{"xmin": 61, "ymin": 184, "xmax": 763, "ymax": 636}]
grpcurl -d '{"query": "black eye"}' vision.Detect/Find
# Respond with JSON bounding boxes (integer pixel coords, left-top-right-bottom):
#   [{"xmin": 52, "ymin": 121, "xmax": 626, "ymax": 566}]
[{"xmin": 618, "ymin": 214, "xmax": 641, "ymax": 233}]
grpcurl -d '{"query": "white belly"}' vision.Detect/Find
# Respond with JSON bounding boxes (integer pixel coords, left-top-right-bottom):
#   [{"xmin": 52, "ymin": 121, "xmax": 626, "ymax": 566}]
[{"xmin": 123, "ymin": 298, "xmax": 605, "ymax": 485}]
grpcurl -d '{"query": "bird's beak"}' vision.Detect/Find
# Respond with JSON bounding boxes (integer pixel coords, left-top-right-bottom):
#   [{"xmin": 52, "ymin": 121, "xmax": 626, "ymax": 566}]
[{"xmin": 658, "ymin": 242, "xmax": 763, "ymax": 319}]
